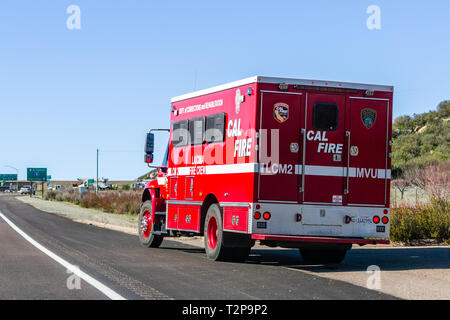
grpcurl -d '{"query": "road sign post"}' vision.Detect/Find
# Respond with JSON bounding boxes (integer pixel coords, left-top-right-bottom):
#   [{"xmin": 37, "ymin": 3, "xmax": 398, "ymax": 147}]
[{"xmin": 27, "ymin": 168, "xmax": 47, "ymax": 198}]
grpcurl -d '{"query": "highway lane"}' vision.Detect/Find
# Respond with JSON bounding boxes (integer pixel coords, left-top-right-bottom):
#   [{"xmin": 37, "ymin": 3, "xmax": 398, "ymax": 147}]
[
  {"xmin": 0, "ymin": 210, "xmax": 107, "ymax": 299},
  {"xmin": 0, "ymin": 195, "xmax": 396, "ymax": 300}
]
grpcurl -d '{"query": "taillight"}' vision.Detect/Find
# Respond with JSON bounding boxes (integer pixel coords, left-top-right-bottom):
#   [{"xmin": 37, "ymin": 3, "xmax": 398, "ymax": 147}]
[
  {"xmin": 382, "ymin": 216, "xmax": 389, "ymax": 224},
  {"xmin": 263, "ymin": 212, "xmax": 271, "ymax": 220},
  {"xmin": 373, "ymin": 216, "xmax": 380, "ymax": 224},
  {"xmin": 254, "ymin": 212, "xmax": 261, "ymax": 220},
  {"xmin": 255, "ymin": 204, "xmax": 261, "ymax": 210},
  {"xmin": 383, "ymin": 209, "xmax": 389, "ymax": 215}
]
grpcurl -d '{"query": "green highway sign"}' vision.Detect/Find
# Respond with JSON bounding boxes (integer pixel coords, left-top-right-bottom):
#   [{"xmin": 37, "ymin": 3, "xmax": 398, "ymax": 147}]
[
  {"xmin": 27, "ymin": 168, "xmax": 47, "ymax": 182},
  {"xmin": 0, "ymin": 174, "xmax": 18, "ymax": 181},
  {"xmin": 87, "ymin": 179, "xmax": 95, "ymax": 184},
  {"xmin": 47, "ymin": 175, "xmax": 52, "ymax": 180}
]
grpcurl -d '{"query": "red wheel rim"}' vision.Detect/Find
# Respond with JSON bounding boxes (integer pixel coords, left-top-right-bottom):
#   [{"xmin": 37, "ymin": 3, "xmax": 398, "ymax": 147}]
[
  {"xmin": 207, "ymin": 216, "xmax": 218, "ymax": 249},
  {"xmin": 140, "ymin": 210, "xmax": 152, "ymax": 238}
]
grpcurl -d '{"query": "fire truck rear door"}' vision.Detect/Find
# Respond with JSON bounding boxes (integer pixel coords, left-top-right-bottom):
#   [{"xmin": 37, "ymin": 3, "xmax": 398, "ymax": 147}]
[
  {"xmin": 258, "ymin": 91, "xmax": 303, "ymax": 202},
  {"xmin": 347, "ymin": 97, "xmax": 390, "ymax": 205},
  {"xmin": 303, "ymin": 93, "xmax": 346, "ymax": 204}
]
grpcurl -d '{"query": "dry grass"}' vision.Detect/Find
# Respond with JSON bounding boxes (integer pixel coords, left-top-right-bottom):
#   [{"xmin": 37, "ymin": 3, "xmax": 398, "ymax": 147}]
[{"xmin": 45, "ymin": 189, "xmax": 141, "ymax": 215}]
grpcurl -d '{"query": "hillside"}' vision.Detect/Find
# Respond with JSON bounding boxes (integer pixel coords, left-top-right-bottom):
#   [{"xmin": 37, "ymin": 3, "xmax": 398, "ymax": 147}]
[
  {"xmin": 392, "ymin": 100, "xmax": 450, "ymax": 178},
  {"xmin": 137, "ymin": 169, "xmax": 158, "ymax": 181}
]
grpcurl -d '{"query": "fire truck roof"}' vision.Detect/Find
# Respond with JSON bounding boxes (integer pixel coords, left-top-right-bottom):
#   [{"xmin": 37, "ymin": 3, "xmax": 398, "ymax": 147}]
[{"xmin": 170, "ymin": 76, "xmax": 394, "ymax": 103}]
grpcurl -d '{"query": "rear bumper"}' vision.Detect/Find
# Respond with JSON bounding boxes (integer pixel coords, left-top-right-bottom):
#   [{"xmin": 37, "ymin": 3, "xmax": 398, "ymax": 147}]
[{"xmin": 252, "ymin": 234, "xmax": 390, "ymax": 245}]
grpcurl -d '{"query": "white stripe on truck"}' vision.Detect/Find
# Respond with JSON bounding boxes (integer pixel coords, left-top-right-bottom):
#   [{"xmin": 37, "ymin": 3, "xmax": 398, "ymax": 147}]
[{"xmin": 167, "ymin": 163, "xmax": 391, "ymax": 179}]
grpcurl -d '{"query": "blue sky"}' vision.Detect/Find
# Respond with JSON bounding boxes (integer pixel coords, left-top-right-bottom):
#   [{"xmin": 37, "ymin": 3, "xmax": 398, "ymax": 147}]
[{"xmin": 1, "ymin": 1, "xmax": 449, "ymax": 180}]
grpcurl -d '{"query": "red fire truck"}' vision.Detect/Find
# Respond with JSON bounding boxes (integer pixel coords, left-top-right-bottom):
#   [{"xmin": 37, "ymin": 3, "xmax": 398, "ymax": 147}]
[{"xmin": 140, "ymin": 76, "xmax": 393, "ymax": 263}]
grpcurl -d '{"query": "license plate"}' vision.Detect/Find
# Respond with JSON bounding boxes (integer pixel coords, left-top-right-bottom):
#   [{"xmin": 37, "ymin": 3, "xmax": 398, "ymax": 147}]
[{"xmin": 257, "ymin": 222, "xmax": 267, "ymax": 229}]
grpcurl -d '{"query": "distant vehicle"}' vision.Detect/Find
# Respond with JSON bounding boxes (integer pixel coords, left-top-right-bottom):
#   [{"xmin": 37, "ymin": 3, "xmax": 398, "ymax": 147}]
[
  {"xmin": 98, "ymin": 183, "xmax": 110, "ymax": 191},
  {"xmin": 19, "ymin": 185, "xmax": 34, "ymax": 195},
  {"xmin": 48, "ymin": 185, "xmax": 63, "ymax": 191},
  {"xmin": 4, "ymin": 189, "xmax": 11, "ymax": 193},
  {"xmin": 135, "ymin": 182, "xmax": 146, "ymax": 189}
]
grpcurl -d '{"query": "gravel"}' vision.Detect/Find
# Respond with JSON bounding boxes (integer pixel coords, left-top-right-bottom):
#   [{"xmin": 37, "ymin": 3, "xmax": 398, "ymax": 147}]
[{"xmin": 16, "ymin": 196, "xmax": 138, "ymax": 235}]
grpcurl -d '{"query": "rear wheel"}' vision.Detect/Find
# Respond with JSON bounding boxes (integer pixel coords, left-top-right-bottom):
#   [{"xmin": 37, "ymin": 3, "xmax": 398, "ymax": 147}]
[
  {"xmin": 203, "ymin": 204, "xmax": 251, "ymax": 262},
  {"xmin": 204, "ymin": 203, "xmax": 230, "ymax": 261},
  {"xmin": 138, "ymin": 200, "xmax": 163, "ymax": 248},
  {"xmin": 300, "ymin": 248, "xmax": 347, "ymax": 264}
]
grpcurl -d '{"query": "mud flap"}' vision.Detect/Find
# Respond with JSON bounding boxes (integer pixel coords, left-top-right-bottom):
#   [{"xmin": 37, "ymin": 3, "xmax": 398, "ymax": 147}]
[{"xmin": 222, "ymin": 232, "xmax": 255, "ymax": 248}]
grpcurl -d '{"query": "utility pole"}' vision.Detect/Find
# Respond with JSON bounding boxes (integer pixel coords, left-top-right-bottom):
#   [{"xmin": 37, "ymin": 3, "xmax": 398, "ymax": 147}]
[{"xmin": 96, "ymin": 148, "xmax": 99, "ymax": 193}]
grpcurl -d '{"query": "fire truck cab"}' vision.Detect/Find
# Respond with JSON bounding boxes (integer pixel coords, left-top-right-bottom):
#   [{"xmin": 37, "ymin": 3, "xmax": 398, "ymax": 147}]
[{"xmin": 140, "ymin": 76, "xmax": 393, "ymax": 264}]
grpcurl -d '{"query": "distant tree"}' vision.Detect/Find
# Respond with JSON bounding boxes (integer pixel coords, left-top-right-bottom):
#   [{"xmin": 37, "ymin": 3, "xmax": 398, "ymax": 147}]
[
  {"xmin": 393, "ymin": 115, "xmax": 412, "ymax": 131},
  {"xmin": 437, "ymin": 101, "xmax": 450, "ymax": 118},
  {"xmin": 404, "ymin": 165, "xmax": 426, "ymax": 190},
  {"xmin": 423, "ymin": 163, "xmax": 450, "ymax": 204},
  {"xmin": 392, "ymin": 179, "xmax": 410, "ymax": 200}
]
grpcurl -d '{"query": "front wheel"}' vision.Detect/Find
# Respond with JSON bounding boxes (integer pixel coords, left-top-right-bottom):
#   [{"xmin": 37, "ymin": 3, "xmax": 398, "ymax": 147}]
[{"xmin": 138, "ymin": 200, "xmax": 164, "ymax": 248}]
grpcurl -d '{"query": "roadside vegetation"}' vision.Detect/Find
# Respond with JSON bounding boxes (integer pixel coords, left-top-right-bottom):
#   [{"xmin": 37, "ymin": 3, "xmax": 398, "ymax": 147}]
[
  {"xmin": 44, "ymin": 189, "xmax": 141, "ymax": 215},
  {"xmin": 391, "ymin": 200, "xmax": 450, "ymax": 244},
  {"xmin": 390, "ymin": 101, "xmax": 450, "ymax": 244}
]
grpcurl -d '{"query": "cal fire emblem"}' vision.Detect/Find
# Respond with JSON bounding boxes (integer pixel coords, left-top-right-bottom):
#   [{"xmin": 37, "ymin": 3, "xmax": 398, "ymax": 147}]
[
  {"xmin": 273, "ymin": 103, "xmax": 289, "ymax": 123},
  {"xmin": 361, "ymin": 108, "xmax": 377, "ymax": 129}
]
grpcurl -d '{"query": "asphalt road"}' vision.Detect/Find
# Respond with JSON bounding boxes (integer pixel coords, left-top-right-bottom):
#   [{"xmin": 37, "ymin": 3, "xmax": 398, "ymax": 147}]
[{"xmin": 0, "ymin": 195, "xmax": 401, "ymax": 300}]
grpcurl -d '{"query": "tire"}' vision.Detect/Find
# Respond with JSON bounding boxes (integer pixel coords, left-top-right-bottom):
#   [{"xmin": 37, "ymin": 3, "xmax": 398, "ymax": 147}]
[
  {"xmin": 203, "ymin": 203, "xmax": 251, "ymax": 262},
  {"xmin": 204, "ymin": 203, "xmax": 228, "ymax": 261},
  {"xmin": 300, "ymin": 248, "xmax": 347, "ymax": 264},
  {"xmin": 138, "ymin": 200, "xmax": 164, "ymax": 248}
]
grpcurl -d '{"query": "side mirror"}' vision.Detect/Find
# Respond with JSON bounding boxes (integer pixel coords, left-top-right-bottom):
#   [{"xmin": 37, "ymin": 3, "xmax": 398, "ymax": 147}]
[{"xmin": 145, "ymin": 132, "xmax": 154, "ymax": 163}]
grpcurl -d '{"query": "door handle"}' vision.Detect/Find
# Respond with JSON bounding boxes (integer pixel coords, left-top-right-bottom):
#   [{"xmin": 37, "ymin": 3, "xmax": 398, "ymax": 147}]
[{"xmin": 345, "ymin": 131, "xmax": 351, "ymax": 195}]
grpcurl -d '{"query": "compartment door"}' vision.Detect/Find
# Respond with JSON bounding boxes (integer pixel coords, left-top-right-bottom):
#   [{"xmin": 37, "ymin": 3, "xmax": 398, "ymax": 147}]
[
  {"xmin": 303, "ymin": 93, "xmax": 346, "ymax": 204},
  {"xmin": 185, "ymin": 177, "xmax": 194, "ymax": 200},
  {"xmin": 258, "ymin": 91, "xmax": 303, "ymax": 202},
  {"xmin": 347, "ymin": 98, "xmax": 389, "ymax": 205}
]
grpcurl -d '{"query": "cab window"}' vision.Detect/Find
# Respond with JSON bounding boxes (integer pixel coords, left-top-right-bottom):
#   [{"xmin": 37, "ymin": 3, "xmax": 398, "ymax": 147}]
[
  {"xmin": 189, "ymin": 117, "xmax": 205, "ymax": 145},
  {"xmin": 172, "ymin": 120, "xmax": 188, "ymax": 147},
  {"xmin": 205, "ymin": 113, "xmax": 226, "ymax": 143}
]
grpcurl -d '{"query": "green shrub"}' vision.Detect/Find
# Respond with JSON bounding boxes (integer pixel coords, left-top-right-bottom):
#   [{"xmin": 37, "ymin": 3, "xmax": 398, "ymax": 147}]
[
  {"xmin": 391, "ymin": 201, "xmax": 450, "ymax": 243},
  {"xmin": 44, "ymin": 191, "xmax": 57, "ymax": 200}
]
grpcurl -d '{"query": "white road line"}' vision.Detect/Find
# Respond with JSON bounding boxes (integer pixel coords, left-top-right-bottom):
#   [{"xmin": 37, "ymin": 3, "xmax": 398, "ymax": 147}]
[{"xmin": 0, "ymin": 211, "xmax": 126, "ymax": 300}]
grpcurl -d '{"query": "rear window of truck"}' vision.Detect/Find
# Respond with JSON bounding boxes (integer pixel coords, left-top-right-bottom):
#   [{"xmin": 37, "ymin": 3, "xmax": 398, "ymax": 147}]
[{"xmin": 313, "ymin": 103, "xmax": 339, "ymax": 131}]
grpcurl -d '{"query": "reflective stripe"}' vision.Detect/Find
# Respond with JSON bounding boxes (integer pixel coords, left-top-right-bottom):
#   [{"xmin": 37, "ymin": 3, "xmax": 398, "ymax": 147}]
[
  {"xmin": 206, "ymin": 163, "xmax": 258, "ymax": 175},
  {"xmin": 168, "ymin": 163, "xmax": 391, "ymax": 180},
  {"xmin": 304, "ymin": 165, "xmax": 345, "ymax": 177}
]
